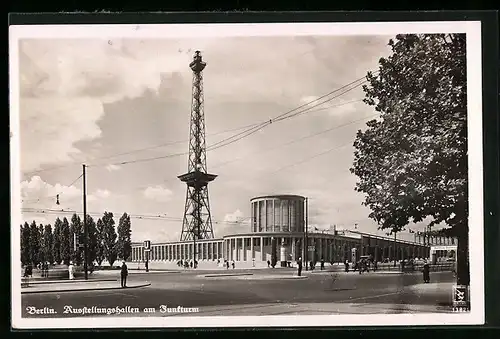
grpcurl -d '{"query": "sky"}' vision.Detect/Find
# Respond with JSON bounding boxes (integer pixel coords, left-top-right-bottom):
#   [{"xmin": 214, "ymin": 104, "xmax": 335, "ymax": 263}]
[{"xmin": 16, "ymin": 34, "xmax": 430, "ymax": 243}]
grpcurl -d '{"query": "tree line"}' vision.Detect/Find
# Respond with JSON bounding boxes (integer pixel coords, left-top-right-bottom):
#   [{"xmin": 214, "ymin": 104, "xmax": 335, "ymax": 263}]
[{"xmin": 20, "ymin": 211, "xmax": 132, "ymax": 268}]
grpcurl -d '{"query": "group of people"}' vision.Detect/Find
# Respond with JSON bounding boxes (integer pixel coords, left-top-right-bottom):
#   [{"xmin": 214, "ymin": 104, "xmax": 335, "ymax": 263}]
[
  {"xmin": 23, "ymin": 262, "xmax": 51, "ymax": 278},
  {"xmin": 352, "ymin": 258, "xmax": 375, "ymax": 274},
  {"xmin": 176, "ymin": 259, "xmax": 199, "ymax": 269},
  {"xmin": 295, "ymin": 257, "xmax": 327, "ymax": 276},
  {"xmin": 222, "ymin": 259, "xmax": 235, "ymax": 269}
]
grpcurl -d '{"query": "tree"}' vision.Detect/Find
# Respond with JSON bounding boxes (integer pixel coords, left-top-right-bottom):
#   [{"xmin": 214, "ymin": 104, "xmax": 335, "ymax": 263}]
[
  {"xmin": 86, "ymin": 215, "xmax": 99, "ymax": 265},
  {"xmin": 43, "ymin": 224, "xmax": 54, "ymax": 264},
  {"xmin": 60, "ymin": 217, "xmax": 71, "ymax": 265},
  {"xmin": 96, "ymin": 218, "xmax": 106, "ymax": 266},
  {"xmin": 116, "ymin": 213, "xmax": 132, "ymax": 261},
  {"xmin": 38, "ymin": 224, "xmax": 45, "ymax": 263},
  {"xmin": 53, "ymin": 218, "xmax": 62, "ymax": 264},
  {"xmin": 29, "ymin": 221, "xmax": 41, "ymax": 265},
  {"xmin": 70, "ymin": 214, "xmax": 83, "ymax": 265},
  {"xmin": 20, "ymin": 222, "xmax": 31, "ymax": 265},
  {"xmin": 351, "ymin": 34, "xmax": 469, "ymax": 285},
  {"xmin": 102, "ymin": 212, "xmax": 118, "ymax": 267}
]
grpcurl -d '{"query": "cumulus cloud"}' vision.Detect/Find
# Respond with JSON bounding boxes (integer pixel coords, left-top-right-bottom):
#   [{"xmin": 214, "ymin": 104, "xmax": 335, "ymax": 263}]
[
  {"xmin": 143, "ymin": 185, "xmax": 173, "ymax": 202},
  {"xmin": 94, "ymin": 189, "xmax": 111, "ymax": 199},
  {"xmin": 300, "ymin": 95, "xmax": 320, "ymax": 104},
  {"xmin": 18, "ymin": 38, "xmax": 216, "ymax": 173},
  {"xmin": 223, "ymin": 209, "xmax": 245, "ymax": 223},
  {"xmin": 105, "ymin": 164, "xmax": 121, "ymax": 172},
  {"xmin": 21, "ymin": 175, "xmax": 81, "ymax": 206},
  {"xmin": 211, "ymin": 209, "xmax": 250, "ymax": 237}
]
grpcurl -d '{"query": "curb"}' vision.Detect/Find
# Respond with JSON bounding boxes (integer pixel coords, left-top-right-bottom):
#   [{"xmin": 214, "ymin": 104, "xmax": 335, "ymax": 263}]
[
  {"xmin": 21, "ymin": 282, "xmax": 151, "ymax": 294},
  {"xmin": 129, "ymin": 270, "xmax": 181, "ymax": 274},
  {"xmin": 203, "ymin": 273, "xmax": 254, "ymax": 278},
  {"xmin": 267, "ymin": 276, "xmax": 309, "ymax": 280},
  {"xmin": 255, "ymin": 275, "xmax": 309, "ymax": 280},
  {"xmin": 25, "ymin": 278, "xmax": 117, "ymax": 285}
]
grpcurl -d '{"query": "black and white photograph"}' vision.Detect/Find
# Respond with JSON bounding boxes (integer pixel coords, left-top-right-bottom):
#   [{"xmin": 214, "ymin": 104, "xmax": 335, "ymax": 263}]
[{"xmin": 10, "ymin": 21, "xmax": 484, "ymax": 328}]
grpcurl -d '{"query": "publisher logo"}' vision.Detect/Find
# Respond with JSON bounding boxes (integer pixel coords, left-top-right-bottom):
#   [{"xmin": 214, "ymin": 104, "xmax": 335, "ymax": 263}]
[{"xmin": 452, "ymin": 285, "xmax": 470, "ymax": 312}]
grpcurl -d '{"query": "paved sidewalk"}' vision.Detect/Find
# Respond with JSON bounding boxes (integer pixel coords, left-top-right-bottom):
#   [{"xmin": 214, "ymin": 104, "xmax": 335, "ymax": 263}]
[
  {"xmin": 303, "ymin": 270, "xmax": 409, "ymax": 276},
  {"xmin": 21, "ymin": 280, "xmax": 151, "ymax": 294},
  {"xmin": 93, "ymin": 270, "xmax": 180, "ymax": 276},
  {"xmin": 23, "ymin": 278, "xmax": 117, "ymax": 285}
]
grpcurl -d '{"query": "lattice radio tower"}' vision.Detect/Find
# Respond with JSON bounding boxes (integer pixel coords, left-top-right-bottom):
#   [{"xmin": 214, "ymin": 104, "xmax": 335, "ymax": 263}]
[{"xmin": 178, "ymin": 51, "xmax": 217, "ymax": 245}]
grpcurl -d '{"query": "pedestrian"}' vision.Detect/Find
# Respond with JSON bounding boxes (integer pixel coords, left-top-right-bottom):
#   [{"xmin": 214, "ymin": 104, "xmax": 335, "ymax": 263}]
[
  {"xmin": 226, "ymin": 260, "xmax": 229, "ymax": 269},
  {"xmin": 231, "ymin": 260, "xmax": 235, "ymax": 269},
  {"xmin": 68, "ymin": 262, "xmax": 75, "ymax": 280},
  {"xmin": 320, "ymin": 258, "xmax": 325, "ymax": 271},
  {"xmin": 121, "ymin": 261, "xmax": 128, "ymax": 288},
  {"xmin": 344, "ymin": 259, "xmax": 349, "ymax": 272},
  {"xmin": 190, "ymin": 261, "xmax": 193, "ymax": 268},
  {"xmin": 423, "ymin": 261, "xmax": 430, "ymax": 283},
  {"xmin": 297, "ymin": 257, "xmax": 303, "ymax": 277},
  {"xmin": 267, "ymin": 260, "xmax": 270, "ymax": 268}
]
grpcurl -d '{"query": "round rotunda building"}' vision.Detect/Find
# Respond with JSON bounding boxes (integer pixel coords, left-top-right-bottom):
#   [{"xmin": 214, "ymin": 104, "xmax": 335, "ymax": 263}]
[{"xmin": 250, "ymin": 195, "xmax": 305, "ymax": 233}]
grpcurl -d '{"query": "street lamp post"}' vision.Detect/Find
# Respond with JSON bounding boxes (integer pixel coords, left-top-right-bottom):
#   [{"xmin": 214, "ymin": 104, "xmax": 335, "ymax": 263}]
[
  {"xmin": 304, "ymin": 197, "xmax": 309, "ymax": 271},
  {"xmin": 144, "ymin": 240, "xmax": 150, "ymax": 272},
  {"xmin": 393, "ymin": 231, "xmax": 397, "ymax": 267},
  {"xmin": 82, "ymin": 164, "xmax": 88, "ymax": 280}
]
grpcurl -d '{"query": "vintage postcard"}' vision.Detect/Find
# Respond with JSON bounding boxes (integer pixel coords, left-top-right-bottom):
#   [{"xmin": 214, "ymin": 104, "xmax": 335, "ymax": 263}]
[{"xmin": 10, "ymin": 20, "xmax": 484, "ymax": 329}]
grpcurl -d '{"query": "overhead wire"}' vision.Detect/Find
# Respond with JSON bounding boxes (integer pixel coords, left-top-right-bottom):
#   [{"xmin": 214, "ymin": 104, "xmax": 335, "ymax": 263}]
[
  {"xmin": 206, "ymin": 75, "xmax": 371, "ymax": 152},
  {"xmin": 85, "ymin": 73, "xmax": 372, "ymax": 169},
  {"xmin": 85, "ymin": 122, "xmax": 262, "ymax": 166},
  {"xmin": 20, "ymin": 207, "xmax": 251, "ymax": 225},
  {"xmin": 22, "ymin": 74, "xmax": 373, "ymax": 174},
  {"xmin": 266, "ymin": 141, "xmax": 355, "ymax": 175},
  {"xmin": 21, "ymin": 73, "xmax": 377, "ymax": 211},
  {"xmin": 103, "ymin": 99, "xmax": 374, "ymax": 194},
  {"xmin": 211, "ymin": 109, "xmax": 376, "ymax": 170},
  {"xmin": 21, "ymin": 123, "xmax": 261, "ymax": 176},
  {"xmin": 21, "ymin": 173, "xmax": 83, "ymax": 204}
]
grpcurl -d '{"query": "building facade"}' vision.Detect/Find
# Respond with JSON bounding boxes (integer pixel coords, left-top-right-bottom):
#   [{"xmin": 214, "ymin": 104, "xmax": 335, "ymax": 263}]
[{"xmin": 130, "ymin": 194, "xmax": 431, "ymax": 265}]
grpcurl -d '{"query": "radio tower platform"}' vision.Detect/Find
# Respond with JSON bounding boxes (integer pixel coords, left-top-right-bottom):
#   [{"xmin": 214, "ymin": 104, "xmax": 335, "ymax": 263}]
[{"xmin": 178, "ymin": 51, "xmax": 217, "ymax": 244}]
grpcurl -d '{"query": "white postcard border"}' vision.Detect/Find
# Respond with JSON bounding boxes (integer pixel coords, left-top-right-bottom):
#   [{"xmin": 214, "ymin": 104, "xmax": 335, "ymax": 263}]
[{"xmin": 9, "ymin": 20, "xmax": 484, "ymax": 328}]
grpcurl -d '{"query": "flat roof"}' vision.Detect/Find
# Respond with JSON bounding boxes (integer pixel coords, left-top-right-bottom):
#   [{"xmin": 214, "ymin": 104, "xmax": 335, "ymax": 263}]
[
  {"xmin": 251, "ymin": 194, "xmax": 306, "ymax": 201},
  {"xmin": 131, "ymin": 231, "xmax": 428, "ymax": 247}
]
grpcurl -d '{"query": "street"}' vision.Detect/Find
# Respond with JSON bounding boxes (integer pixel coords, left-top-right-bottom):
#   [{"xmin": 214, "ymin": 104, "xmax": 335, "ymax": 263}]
[{"xmin": 21, "ymin": 269, "xmax": 456, "ymax": 317}]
